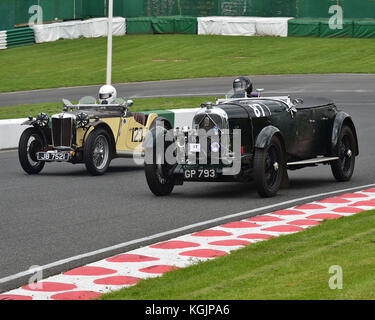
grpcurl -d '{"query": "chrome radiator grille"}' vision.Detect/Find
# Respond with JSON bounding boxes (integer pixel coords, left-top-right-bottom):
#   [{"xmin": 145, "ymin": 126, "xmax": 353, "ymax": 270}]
[{"xmin": 52, "ymin": 117, "xmax": 73, "ymax": 148}]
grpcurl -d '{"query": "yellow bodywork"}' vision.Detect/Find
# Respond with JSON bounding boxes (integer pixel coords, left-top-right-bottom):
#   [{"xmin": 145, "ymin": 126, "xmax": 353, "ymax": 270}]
[{"xmin": 75, "ymin": 113, "xmax": 158, "ymax": 153}]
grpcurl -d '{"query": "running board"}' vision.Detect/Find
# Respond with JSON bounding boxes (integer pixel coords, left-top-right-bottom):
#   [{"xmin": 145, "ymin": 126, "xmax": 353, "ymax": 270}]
[
  {"xmin": 116, "ymin": 150, "xmax": 145, "ymax": 158},
  {"xmin": 287, "ymin": 156, "xmax": 339, "ymax": 166}
]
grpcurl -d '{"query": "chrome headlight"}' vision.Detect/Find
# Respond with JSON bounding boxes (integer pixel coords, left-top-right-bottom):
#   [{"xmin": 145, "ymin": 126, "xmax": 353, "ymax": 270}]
[
  {"xmin": 36, "ymin": 113, "xmax": 49, "ymax": 127},
  {"xmin": 76, "ymin": 112, "xmax": 90, "ymax": 128}
]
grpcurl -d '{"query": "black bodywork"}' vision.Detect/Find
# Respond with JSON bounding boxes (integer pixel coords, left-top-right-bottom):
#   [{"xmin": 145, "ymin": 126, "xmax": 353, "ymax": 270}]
[{"xmin": 172, "ymin": 96, "xmax": 359, "ymax": 184}]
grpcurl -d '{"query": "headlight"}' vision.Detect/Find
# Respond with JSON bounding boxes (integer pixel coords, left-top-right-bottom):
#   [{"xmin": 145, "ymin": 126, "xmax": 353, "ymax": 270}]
[
  {"xmin": 210, "ymin": 142, "xmax": 221, "ymax": 153},
  {"xmin": 76, "ymin": 112, "xmax": 90, "ymax": 128},
  {"xmin": 36, "ymin": 113, "xmax": 49, "ymax": 127}
]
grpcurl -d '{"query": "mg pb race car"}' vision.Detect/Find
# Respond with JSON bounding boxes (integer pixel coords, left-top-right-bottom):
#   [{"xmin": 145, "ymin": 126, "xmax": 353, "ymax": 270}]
[
  {"xmin": 144, "ymin": 77, "xmax": 359, "ymax": 197},
  {"xmin": 18, "ymin": 85, "xmax": 172, "ymax": 176}
]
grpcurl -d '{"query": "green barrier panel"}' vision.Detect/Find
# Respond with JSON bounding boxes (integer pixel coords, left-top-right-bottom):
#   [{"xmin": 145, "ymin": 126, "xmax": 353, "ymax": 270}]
[
  {"xmin": 127, "ymin": 16, "xmax": 197, "ymax": 35},
  {"xmin": 143, "ymin": 110, "xmax": 175, "ymax": 127},
  {"xmin": 151, "ymin": 16, "xmax": 197, "ymax": 34},
  {"xmin": 126, "ymin": 17, "xmax": 153, "ymax": 34},
  {"xmin": 353, "ymin": 19, "xmax": 375, "ymax": 38},
  {"xmin": 173, "ymin": 16, "xmax": 197, "ymax": 34},
  {"xmin": 151, "ymin": 17, "xmax": 176, "ymax": 34},
  {"xmin": 288, "ymin": 19, "xmax": 320, "ymax": 37},
  {"xmin": 319, "ymin": 19, "xmax": 354, "ymax": 38}
]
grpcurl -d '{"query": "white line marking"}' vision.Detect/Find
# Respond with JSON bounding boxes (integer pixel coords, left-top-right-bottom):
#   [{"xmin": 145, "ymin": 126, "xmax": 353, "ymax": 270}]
[{"xmin": 1, "ymin": 183, "xmax": 375, "ymax": 285}]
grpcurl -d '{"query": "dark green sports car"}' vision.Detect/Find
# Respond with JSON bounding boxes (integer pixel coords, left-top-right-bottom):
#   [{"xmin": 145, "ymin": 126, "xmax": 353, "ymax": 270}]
[{"xmin": 144, "ymin": 77, "xmax": 359, "ymax": 197}]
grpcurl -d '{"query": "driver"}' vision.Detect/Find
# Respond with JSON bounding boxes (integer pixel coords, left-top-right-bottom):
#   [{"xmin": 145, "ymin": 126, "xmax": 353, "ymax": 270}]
[
  {"xmin": 99, "ymin": 85, "xmax": 117, "ymax": 104},
  {"xmin": 232, "ymin": 76, "xmax": 255, "ymax": 98}
]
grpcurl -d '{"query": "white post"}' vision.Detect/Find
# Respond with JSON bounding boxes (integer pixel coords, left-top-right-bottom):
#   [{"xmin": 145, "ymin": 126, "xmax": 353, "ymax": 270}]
[{"xmin": 106, "ymin": 0, "xmax": 113, "ymax": 85}]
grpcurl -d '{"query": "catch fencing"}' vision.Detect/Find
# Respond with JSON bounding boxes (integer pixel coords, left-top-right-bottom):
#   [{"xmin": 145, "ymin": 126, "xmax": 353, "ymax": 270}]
[{"xmin": 1, "ymin": 1, "xmax": 375, "ymax": 31}]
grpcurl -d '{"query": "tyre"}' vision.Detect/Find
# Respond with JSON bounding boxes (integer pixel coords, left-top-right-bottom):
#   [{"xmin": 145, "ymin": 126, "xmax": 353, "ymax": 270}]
[
  {"xmin": 84, "ymin": 128, "xmax": 112, "ymax": 176},
  {"xmin": 331, "ymin": 125, "xmax": 356, "ymax": 182},
  {"xmin": 18, "ymin": 127, "xmax": 46, "ymax": 175},
  {"xmin": 144, "ymin": 126, "xmax": 174, "ymax": 196},
  {"xmin": 253, "ymin": 136, "xmax": 284, "ymax": 197}
]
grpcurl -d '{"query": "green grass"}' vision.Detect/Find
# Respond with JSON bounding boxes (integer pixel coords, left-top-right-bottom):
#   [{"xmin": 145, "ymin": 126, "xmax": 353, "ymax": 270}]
[
  {"xmin": 1, "ymin": 35, "xmax": 375, "ymax": 92},
  {"xmin": 100, "ymin": 210, "xmax": 375, "ymax": 300},
  {"xmin": 0, "ymin": 96, "xmax": 216, "ymax": 120}
]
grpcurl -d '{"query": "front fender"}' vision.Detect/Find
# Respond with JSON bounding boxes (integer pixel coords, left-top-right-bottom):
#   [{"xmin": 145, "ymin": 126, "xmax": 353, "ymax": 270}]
[
  {"xmin": 255, "ymin": 125, "xmax": 282, "ymax": 149},
  {"xmin": 21, "ymin": 119, "xmax": 37, "ymax": 126},
  {"xmin": 331, "ymin": 112, "xmax": 359, "ymax": 156},
  {"xmin": 142, "ymin": 125, "xmax": 171, "ymax": 150}
]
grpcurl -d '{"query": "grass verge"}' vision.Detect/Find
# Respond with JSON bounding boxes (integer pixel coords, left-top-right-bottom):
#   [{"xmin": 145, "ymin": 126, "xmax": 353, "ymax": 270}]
[
  {"xmin": 1, "ymin": 35, "xmax": 375, "ymax": 92},
  {"xmin": 0, "ymin": 96, "xmax": 216, "ymax": 120},
  {"xmin": 100, "ymin": 210, "xmax": 375, "ymax": 300}
]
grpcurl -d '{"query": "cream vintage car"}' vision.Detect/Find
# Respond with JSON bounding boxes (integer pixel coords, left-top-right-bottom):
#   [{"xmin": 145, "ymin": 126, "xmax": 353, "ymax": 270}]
[{"xmin": 18, "ymin": 96, "xmax": 172, "ymax": 175}]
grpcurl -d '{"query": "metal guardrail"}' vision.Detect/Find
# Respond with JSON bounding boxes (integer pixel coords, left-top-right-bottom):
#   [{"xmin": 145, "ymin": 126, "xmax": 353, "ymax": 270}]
[{"xmin": 0, "ymin": 27, "xmax": 35, "ymax": 50}]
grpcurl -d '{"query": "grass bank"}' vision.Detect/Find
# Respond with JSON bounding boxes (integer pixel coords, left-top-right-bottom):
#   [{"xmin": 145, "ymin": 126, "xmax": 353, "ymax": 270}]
[
  {"xmin": 1, "ymin": 35, "xmax": 375, "ymax": 92},
  {"xmin": 101, "ymin": 210, "xmax": 375, "ymax": 300}
]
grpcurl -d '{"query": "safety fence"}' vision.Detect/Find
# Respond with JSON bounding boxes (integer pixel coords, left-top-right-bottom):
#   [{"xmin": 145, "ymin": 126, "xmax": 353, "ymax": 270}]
[
  {"xmin": 2, "ymin": 1, "xmax": 375, "ymax": 32},
  {"xmin": 0, "ymin": 27, "xmax": 35, "ymax": 50}
]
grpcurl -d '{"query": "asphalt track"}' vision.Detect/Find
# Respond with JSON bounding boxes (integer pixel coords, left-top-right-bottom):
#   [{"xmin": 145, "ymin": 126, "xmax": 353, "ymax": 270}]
[{"xmin": 0, "ymin": 74, "xmax": 374, "ymax": 292}]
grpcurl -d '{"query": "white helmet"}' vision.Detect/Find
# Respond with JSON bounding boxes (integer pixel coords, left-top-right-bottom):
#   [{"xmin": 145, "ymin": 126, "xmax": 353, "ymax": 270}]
[{"xmin": 99, "ymin": 85, "xmax": 117, "ymax": 104}]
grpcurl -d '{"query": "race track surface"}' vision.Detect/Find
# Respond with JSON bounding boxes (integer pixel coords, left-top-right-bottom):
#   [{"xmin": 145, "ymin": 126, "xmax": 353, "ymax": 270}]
[{"xmin": 0, "ymin": 74, "xmax": 374, "ymax": 291}]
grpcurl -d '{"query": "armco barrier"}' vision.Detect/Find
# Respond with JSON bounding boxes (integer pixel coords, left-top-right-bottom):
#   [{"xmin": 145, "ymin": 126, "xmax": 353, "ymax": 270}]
[
  {"xmin": 6, "ymin": 27, "xmax": 35, "ymax": 48},
  {"xmin": 0, "ymin": 30, "xmax": 6, "ymax": 49},
  {"xmin": 0, "ymin": 109, "xmax": 199, "ymax": 151},
  {"xmin": 0, "ymin": 27, "xmax": 35, "ymax": 50}
]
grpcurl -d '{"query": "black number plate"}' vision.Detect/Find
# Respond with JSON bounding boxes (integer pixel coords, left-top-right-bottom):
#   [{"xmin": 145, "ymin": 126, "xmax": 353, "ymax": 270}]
[
  {"xmin": 184, "ymin": 168, "xmax": 217, "ymax": 179},
  {"xmin": 37, "ymin": 152, "xmax": 70, "ymax": 162}
]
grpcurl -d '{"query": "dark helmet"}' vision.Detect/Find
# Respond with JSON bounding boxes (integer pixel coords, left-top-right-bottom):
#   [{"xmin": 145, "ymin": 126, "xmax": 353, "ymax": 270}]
[{"xmin": 233, "ymin": 76, "xmax": 253, "ymax": 97}]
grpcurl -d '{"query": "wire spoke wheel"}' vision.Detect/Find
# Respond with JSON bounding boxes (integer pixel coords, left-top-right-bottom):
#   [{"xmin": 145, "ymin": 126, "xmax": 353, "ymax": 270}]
[
  {"xmin": 84, "ymin": 129, "xmax": 112, "ymax": 176},
  {"xmin": 92, "ymin": 135, "xmax": 109, "ymax": 170}
]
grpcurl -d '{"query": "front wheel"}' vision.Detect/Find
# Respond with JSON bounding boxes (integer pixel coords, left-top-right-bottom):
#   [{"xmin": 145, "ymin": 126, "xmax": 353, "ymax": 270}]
[
  {"xmin": 18, "ymin": 127, "xmax": 46, "ymax": 175},
  {"xmin": 331, "ymin": 125, "xmax": 356, "ymax": 182},
  {"xmin": 253, "ymin": 136, "xmax": 284, "ymax": 197},
  {"xmin": 144, "ymin": 129, "xmax": 175, "ymax": 196},
  {"xmin": 84, "ymin": 128, "xmax": 112, "ymax": 176}
]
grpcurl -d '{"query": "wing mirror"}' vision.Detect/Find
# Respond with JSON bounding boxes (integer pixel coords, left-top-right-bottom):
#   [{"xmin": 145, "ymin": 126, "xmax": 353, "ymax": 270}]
[{"xmin": 126, "ymin": 99, "xmax": 134, "ymax": 107}]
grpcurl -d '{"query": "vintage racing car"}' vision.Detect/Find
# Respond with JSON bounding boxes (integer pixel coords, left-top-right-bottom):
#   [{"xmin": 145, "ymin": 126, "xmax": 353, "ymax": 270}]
[
  {"xmin": 144, "ymin": 77, "xmax": 359, "ymax": 197},
  {"xmin": 18, "ymin": 85, "xmax": 172, "ymax": 175}
]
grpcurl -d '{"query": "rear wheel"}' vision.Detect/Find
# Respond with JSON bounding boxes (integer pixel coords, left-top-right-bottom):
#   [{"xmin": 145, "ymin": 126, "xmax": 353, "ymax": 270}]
[
  {"xmin": 84, "ymin": 128, "xmax": 112, "ymax": 176},
  {"xmin": 253, "ymin": 136, "xmax": 284, "ymax": 197},
  {"xmin": 331, "ymin": 125, "xmax": 356, "ymax": 182},
  {"xmin": 18, "ymin": 127, "xmax": 46, "ymax": 175}
]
